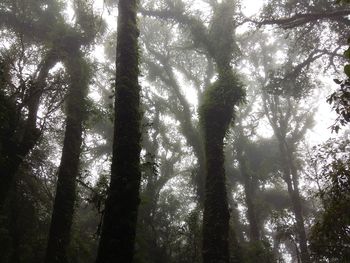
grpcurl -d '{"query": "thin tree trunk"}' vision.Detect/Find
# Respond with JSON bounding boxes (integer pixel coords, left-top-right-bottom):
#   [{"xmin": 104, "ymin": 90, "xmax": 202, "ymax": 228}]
[
  {"xmin": 263, "ymin": 92, "xmax": 310, "ymax": 263},
  {"xmin": 277, "ymin": 139, "xmax": 310, "ymax": 263},
  {"xmin": 226, "ymin": 180, "xmax": 245, "ymax": 243},
  {"xmin": 288, "ymin": 150, "xmax": 310, "ymax": 263},
  {"xmin": 44, "ymin": 51, "xmax": 88, "ymax": 263},
  {"xmin": 236, "ymin": 144, "xmax": 260, "ymax": 242},
  {"xmin": 95, "ymin": 0, "xmax": 141, "ymax": 262}
]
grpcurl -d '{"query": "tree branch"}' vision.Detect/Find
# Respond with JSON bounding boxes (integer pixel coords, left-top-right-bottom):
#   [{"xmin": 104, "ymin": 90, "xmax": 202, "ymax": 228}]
[{"xmin": 258, "ymin": 9, "xmax": 350, "ymax": 29}]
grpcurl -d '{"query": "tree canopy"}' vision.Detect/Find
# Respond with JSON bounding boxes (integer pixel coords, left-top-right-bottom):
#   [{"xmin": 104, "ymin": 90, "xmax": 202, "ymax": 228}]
[{"xmin": 0, "ymin": 0, "xmax": 349, "ymax": 263}]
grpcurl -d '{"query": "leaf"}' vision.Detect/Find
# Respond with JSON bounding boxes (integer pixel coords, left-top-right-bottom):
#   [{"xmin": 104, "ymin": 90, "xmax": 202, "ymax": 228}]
[
  {"xmin": 334, "ymin": 125, "xmax": 340, "ymax": 133},
  {"xmin": 344, "ymin": 65, "xmax": 350, "ymax": 77},
  {"xmin": 344, "ymin": 49, "xmax": 350, "ymax": 59}
]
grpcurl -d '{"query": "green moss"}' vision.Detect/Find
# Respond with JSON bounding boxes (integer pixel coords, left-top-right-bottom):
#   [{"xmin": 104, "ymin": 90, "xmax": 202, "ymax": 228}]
[
  {"xmin": 199, "ymin": 69, "xmax": 245, "ymax": 138},
  {"xmin": 200, "ymin": 63, "xmax": 244, "ymax": 262}
]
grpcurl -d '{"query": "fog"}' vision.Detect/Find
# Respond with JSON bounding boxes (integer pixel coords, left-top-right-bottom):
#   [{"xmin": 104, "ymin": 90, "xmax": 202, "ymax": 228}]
[{"xmin": 0, "ymin": 1, "xmax": 349, "ymax": 263}]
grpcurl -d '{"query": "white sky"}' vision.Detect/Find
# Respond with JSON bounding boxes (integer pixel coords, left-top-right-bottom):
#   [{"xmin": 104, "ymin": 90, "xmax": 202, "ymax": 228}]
[{"xmin": 241, "ymin": 0, "xmax": 265, "ymax": 16}]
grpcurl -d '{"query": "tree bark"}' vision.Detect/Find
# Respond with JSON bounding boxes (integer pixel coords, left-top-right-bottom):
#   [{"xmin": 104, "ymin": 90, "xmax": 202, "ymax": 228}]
[
  {"xmin": 200, "ymin": 67, "xmax": 243, "ymax": 263},
  {"xmin": 201, "ymin": 125, "xmax": 230, "ymax": 263},
  {"xmin": 44, "ymin": 51, "xmax": 88, "ymax": 263},
  {"xmin": 95, "ymin": 0, "xmax": 141, "ymax": 262}
]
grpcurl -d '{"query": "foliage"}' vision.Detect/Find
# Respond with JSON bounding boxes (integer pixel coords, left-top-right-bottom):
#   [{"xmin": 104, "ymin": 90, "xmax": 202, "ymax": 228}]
[
  {"xmin": 328, "ymin": 36, "xmax": 350, "ymax": 132},
  {"xmin": 309, "ymin": 139, "xmax": 350, "ymax": 262},
  {"xmin": 1, "ymin": 0, "xmax": 350, "ymax": 262},
  {"xmin": 241, "ymin": 241, "xmax": 275, "ymax": 263},
  {"xmin": 200, "ymin": 70, "xmax": 245, "ymax": 137}
]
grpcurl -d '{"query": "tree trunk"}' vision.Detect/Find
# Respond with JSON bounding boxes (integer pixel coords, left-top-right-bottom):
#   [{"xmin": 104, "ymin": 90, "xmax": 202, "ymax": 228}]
[
  {"xmin": 226, "ymin": 180, "xmax": 245, "ymax": 243},
  {"xmin": 277, "ymin": 139, "xmax": 310, "ymax": 263},
  {"xmin": 200, "ymin": 68, "xmax": 243, "ymax": 263},
  {"xmin": 95, "ymin": 0, "xmax": 141, "ymax": 262},
  {"xmin": 9, "ymin": 180, "xmax": 20, "ymax": 263},
  {"xmin": 44, "ymin": 51, "xmax": 88, "ymax": 263},
  {"xmin": 288, "ymin": 150, "xmax": 310, "ymax": 263},
  {"xmin": 263, "ymin": 92, "xmax": 310, "ymax": 263},
  {"xmin": 236, "ymin": 144, "xmax": 260, "ymax": 242},
  {"xmin": 202, "ymin": 130, "xmax": 230, "ymax": 263}
]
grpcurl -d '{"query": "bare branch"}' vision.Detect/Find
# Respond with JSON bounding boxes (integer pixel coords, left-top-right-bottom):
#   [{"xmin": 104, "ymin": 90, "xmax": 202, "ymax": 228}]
[{"xmin": 257, "ymin": 9, "xmax": 350, "ymax": 29}]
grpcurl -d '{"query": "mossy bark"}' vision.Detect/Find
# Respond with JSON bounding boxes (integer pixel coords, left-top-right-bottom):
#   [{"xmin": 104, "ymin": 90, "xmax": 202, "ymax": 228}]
[
  {"xmin": 44, "ymin": 51, "xmax": 88, "ymax": 263},
  {"xmin": 200, "ymin": 69, "xmax": 244, "ymax": 263},
  {"xmin": 95, "ymin": 0, "xmax": 141, "ymax": 262},
  {"xmin": 199, "ymin": 2, "xmax": 244, "ymax": 261}
]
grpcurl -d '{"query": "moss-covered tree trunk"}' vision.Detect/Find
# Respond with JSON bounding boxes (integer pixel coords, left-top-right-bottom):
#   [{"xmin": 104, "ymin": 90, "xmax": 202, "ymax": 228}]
[
  {"xmin": 200, "ymin": 68, "xmax": 243, "ymax": 263},
  {"xmin": 201, "ymin": 128, "xmax": 230, "ymax": 263},
  {"xmin": 44, "ymin": 51, "xmax": 88, "ymax": 263},
  {"xmin": 95, "ymin": 0, "xmax": 141, "ymax": 262}
]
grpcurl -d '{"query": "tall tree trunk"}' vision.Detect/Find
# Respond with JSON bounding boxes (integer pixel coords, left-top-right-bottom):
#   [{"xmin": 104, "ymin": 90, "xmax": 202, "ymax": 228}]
[
  {"xmin": 201, "ymin": 111, "xmax": 230, "ymax": 263},
  {"xmin": 95, "ymin": 0, "xmax": 141, "ymax": 262},
  {"xmin": 0, "ymin": 50, "xmax": 58, "ymax": 211},
  {"xmin": 9, "ymin": 179, "xmax": 20, "ymax": 263},
  {"xmin": 44, "ymin": 51, "xmax": 88, "ymax": 263},
  {"xmin": 200, "ymin": 68, "xmax": 244, "ymax": 263},
  {"xmin": 288, "ymin": 148, "xmax": 310, "ymax": 263}
]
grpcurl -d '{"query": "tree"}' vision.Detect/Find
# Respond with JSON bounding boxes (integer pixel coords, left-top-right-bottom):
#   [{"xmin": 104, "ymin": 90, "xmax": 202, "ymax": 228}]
[
  {"xmin": 238, "ymin": 27, "xmax": 318, "ymax": 262},
  {"xmin": 45, "ymin": 51, "xmax": 91, "ymax": 263},
  {"xmin": 95, "ymin": 0, "xmax": 142, "ymax": 262},
  {"xmin": 0, "ymin": 46, "xmax": 59, "ymax": 211},
  {"xmin": 140, "ymin": 22, "xmax": 208, "ymax": 204},
  {"xmin": 141, "ymin": 1, "xmax": 245, "ymax": 261},
  {"xmin": 198, "ymin": 4, "xmax": 244, "ymax": 263},
  {"xmin": 0, "ymin": 0, "xmax": 98, "ymax": 212},
  {"xmin": 309, "ymin": 138, "xmax": 350, "ymax": 262}
]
